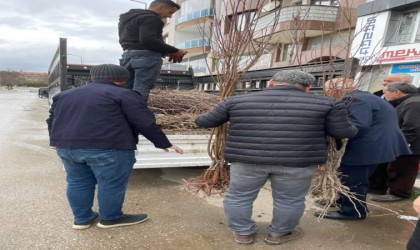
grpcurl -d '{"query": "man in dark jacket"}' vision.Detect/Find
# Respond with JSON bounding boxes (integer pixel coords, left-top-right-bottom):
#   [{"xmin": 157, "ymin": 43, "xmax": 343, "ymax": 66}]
[
  {"xmin": 369, "ymin": 73, "xmax": 416, "ymax": 194},
  {"xmin": 315, "ymin": 78, "xmax": 411, "ymax": 220},
  {"xmin": 195, "ymin": 70, "xmax": 358, "ymax": 245},
  {"xmin": 373, "ymin": 73, "xmax": 413, "ymax": 97},
  {"xmin": 118, "ymin": 0, "xmax": 188, "ymax": 101},
  {"xmin": 371, "ymin": 83, "xmax": 420, "ymax": 202},
  {"xmin": 47, "ymin": 64, "xmax": 183, "ymax": 230}
]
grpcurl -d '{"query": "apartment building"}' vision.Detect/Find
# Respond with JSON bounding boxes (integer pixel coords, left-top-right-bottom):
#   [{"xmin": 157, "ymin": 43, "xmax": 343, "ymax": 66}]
[
  {"xmin": 163, "ymin": 0, "xmax": 366, "ymax": 90},
  {"xmin": 162, "ymin": 0, "xmax": 213, "ymax": 75},
  {"xmin": 351, "ymin": 0, "xmax": 420, "ymax": 92}
]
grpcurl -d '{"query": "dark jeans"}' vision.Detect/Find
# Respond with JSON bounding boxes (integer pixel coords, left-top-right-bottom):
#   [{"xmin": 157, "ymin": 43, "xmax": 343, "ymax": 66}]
[
  {"xmin": 120, "ymin": 50, "xmax": 163, "ymax": 102},
  {"xmin": 369, "ymin": 155, "xmax": 419, "ymax": 198},
  {"xmin": 338, "ymin": 163, "xmax": 378, "ymax": 216},
  {"xmin": 57, "ymin": 148, "xmax": 136, "ymax": 223},
  {"xmin": 408, "ymin": 221, "xmax": 420, "ymax": 250}
]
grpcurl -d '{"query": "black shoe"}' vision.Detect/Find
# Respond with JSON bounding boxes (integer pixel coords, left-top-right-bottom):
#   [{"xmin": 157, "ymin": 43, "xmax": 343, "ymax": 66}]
[
  {"xmin": 367, "ymin": 188, "xmax": 387, "ymax": 195},
  {"xmin": 97, "ymin": 214, "xmax": 148, "ymax": 229},
  {"xmin": 371, "ymin": 194, "xmax": 407, "ymax": 202},
  {"xmin": 73, "ymin": 212, "xmax": 99, "ymax": 230},
  {"xmin": 314, "ymin": 211, "xmax": 366, "ymax": 220}
]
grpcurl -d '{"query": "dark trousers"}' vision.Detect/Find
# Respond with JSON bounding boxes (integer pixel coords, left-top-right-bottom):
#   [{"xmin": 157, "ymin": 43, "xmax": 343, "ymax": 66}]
[
  {"xmin": 388, "ymin": 155, "xmax": 419, "ymax": 198},
  {"xmin": 368, "ymin": 162, "xmax": 389, "ymax": 194},
  {"xmin": 339, "ymin": 163, "xmax": 378, "ymax": 216},
  {"xmin": 369, "ymin": 155, "xmax": 419, "ymax": 198},
  {"xmin": 408, "ymin": 221, "xmax": 420, "ymax": 250}
]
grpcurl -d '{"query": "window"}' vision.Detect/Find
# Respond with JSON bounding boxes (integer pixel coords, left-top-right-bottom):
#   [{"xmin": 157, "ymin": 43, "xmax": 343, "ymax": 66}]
[
  {"xmin": 275, "ymin": 43, "xmax": 293, "ymax": 62},
  {"xmin": 312, "ymin": 0, "xmax": 339, "ymax": 6},
  {"xmin": 385, "ymin": 9, "xmax": 420, "ymax": 46},
  {"xmin": 396, "ymin": 11, "xmax": 420, "ymax": 45},
  {"xmin": 180, "ymin": 0, "xmax": 212, "ymax": 16},
  {"xmin": 306, "ymin": 30, "xmax": 353, "ymax": 50},
  {"xmin": 227, "ymin": 11, "xmax": 257, "ymax": 32},
  {"xmin": 189, "ymin": 55, "xmax": 208, "ymax": 74}
]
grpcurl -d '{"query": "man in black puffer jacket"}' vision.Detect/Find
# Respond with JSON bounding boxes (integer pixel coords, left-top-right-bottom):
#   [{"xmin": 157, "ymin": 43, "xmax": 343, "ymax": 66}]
[{"xmin": 195, "ymin": 70, "xmax": 357, "ymax": 245}]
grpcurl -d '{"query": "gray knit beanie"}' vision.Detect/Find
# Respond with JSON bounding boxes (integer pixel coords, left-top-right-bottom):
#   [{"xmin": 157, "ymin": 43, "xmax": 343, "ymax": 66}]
[
  {"xmin": 272, "ymin": 70, "xmax": 315, "ymax": 87},
  {"xmin": 90, "ymin": 64, "xmax": 129, "ymax": 82}
]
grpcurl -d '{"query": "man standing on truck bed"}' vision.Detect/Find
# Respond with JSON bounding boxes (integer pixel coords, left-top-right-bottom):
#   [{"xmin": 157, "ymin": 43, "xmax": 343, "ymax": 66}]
[
  {"xmin": 118, "ymin": 0, "xmax": 188, "ymax": 102},
  {"xmin": 47, "ymin": 64, "xmax": 183, "ymax": 230}
]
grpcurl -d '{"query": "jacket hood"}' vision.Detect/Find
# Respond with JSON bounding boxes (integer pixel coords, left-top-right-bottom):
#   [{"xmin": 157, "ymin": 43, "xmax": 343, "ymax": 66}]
[{"xmin": 119, "ymin": 9, "xmax": 158, "ymax": 25}]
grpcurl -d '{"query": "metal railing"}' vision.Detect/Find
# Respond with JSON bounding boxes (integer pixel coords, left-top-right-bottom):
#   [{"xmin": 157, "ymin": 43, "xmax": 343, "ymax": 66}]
[
  {"xmin": 177, "ymin": 8, "xmax": 214, "ymax": 24},
  {"xmin": 176, "ymin": 38, "xmax": 210, "ymax": 49},
  {"xmin": 254, "ymin": 5, "xmax": 339, "ymax": 30}
]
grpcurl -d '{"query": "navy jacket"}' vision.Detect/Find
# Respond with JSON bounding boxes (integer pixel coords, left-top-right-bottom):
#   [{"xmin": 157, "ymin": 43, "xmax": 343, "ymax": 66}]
[
  {"xmin": 195, "ymin": 85, "xmax": 358, "ymax": 167},
  {"xmin": 47, "ymin": 80, "xmax": 171, "ymax": 150},
  {"xmin": 341, "ymin": 90, "xmax": 411, "ymax": 166}
]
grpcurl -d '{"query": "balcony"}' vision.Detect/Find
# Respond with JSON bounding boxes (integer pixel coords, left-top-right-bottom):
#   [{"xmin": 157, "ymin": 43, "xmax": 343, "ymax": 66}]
[
  {"xmin": 253, "ymin": 5, "xmax": 339, "ymax": 43},
  {"xmin": 176, "ymin": 38, "xmax": 211, "ymax": 57},
  {"xmin": 177, "ymin": 8, "xmax": 214, "ymax": 25},
  {"xmin": 176, "ymin": 8, "xmax": 214, "ymax": 32}
]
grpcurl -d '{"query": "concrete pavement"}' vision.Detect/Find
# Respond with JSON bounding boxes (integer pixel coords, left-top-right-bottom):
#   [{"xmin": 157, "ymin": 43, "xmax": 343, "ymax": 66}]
[{"xmin": 0, "ymin": 87, "xmax": 415, "ymax": 250}]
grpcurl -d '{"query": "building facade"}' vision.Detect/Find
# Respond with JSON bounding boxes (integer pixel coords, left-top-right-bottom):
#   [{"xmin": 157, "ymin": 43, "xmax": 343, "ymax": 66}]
[
  {"xmin": 163, "ymin": 0, "xmax": 367, "ymax": 91},
  {"xmin": 351, "ymin": 0, "xmax": 420, "ymax": 92}
]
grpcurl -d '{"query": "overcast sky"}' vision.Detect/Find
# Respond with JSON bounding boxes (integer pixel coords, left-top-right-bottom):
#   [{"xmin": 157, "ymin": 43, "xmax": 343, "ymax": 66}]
[{"xmin": 0, "ymin": 0, "xmax": 152, "ymax": 72}]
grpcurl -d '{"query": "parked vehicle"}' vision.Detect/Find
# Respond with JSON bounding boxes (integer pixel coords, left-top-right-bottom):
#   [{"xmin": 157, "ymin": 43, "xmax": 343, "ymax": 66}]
[{"xmin": 41, "ymin": 38, "xmax": 210, "ymax": 169}]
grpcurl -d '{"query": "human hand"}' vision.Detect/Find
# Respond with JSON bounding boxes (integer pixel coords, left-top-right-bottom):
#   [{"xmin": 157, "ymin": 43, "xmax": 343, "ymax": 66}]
[
  {"xmin": 162, "ymin": 144, "xmax": 183, "ymax": 154},
  {"xmin": 413, "ymin": 196, "xmax": 420, "ymax": 214},
  {"xmin": 168, "ymin": 55, "xmax": 183, "ymax": 63},
  {"xmin": 174, "ymin": 49, "xmax": 188, "ymax": 57}
]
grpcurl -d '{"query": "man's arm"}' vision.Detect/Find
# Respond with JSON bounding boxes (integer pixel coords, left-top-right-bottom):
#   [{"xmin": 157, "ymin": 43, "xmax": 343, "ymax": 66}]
[
  {"xmin": 325, "ymin": 100, "xmax": 358, "ymax": 139},
  {"xmin": 46, "ymin": 95, "xmax": 60, "ymax": 137},
  {"xmin": 195, "ymin": 101, "xmax": 230, "ymax": 128},
  {"xmin": 120, "ymin": 91, "xmax": 172, "ymax": 149}
]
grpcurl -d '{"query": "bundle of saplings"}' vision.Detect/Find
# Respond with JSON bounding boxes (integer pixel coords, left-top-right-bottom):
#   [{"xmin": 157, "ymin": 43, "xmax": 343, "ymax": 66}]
[{"xmin": 148, "ymin": 89, "xmax": 220, "ymax": 133}]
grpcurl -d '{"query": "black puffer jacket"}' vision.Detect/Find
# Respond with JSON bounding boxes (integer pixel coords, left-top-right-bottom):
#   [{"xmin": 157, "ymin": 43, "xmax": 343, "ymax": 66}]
[{"xmin": 195, "ymin": 85, "xmax": 358, "ymax": 167}]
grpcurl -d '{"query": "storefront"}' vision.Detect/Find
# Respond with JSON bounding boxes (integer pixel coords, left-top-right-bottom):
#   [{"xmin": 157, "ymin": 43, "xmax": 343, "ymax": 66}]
[{"xmin": 351, "ymin": 1, "xmax": 420, "ymax": 92}]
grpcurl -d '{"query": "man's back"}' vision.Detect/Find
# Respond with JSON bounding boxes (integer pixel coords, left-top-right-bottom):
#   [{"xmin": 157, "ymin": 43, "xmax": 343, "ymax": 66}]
[
  {"xmin": 341, "ymin": 91, "xmax": 411, "ymax": 165},
  {"xmin": 196, "ymin": 85, "xmax": 357, "ymax": 167}
]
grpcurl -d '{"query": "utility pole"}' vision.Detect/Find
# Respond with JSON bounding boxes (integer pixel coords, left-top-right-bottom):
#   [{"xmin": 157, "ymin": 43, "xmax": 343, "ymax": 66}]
[{"xmin": 129, "ymin": 0, "xmax": 147, "ymax": 9}]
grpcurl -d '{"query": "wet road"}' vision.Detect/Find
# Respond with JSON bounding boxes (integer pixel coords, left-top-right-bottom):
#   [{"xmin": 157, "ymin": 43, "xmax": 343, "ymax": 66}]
[{"xmin": 0, "ymin": 87, "xmax": 415, "ymax": 249}]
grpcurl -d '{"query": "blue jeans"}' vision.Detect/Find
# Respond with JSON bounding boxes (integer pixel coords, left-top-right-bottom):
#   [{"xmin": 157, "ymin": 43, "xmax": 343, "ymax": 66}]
[
  {"xmin": 120, "ymin": 50, "xmax": 163, "ymax": 101},
  {"xmin": 56, "ymin": 148, "xmax": 136, "ymax": 223},
  {"xmin": 338, "ymin": 163, "xmax": 378, "ymax": 216},
  {"xmin": 224, "ymin": 162, "xmax": 316, "ymax": 236}
]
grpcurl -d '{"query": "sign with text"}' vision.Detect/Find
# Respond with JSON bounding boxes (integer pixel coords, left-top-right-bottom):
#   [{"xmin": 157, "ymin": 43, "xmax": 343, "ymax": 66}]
[
  {"xmin": 391, "ymin": 62, "xmax": 420, "ymax": 74},
  {"xmin": 377, "ymin": 44, "xmax": 420, "ymax": 64},
  {"xmin": 351, "ymin": 12, "xmax": 389, "ymax": 65}
]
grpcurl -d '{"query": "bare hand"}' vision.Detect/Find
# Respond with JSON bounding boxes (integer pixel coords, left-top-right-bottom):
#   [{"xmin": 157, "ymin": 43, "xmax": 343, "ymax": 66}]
[
  {"xmin": 173, "ymin": 49, "xmax": 188, "ymax": 57},
  {"xmin": 162, "ymin": 144, "xmax": 183, "ymax": 154}
]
